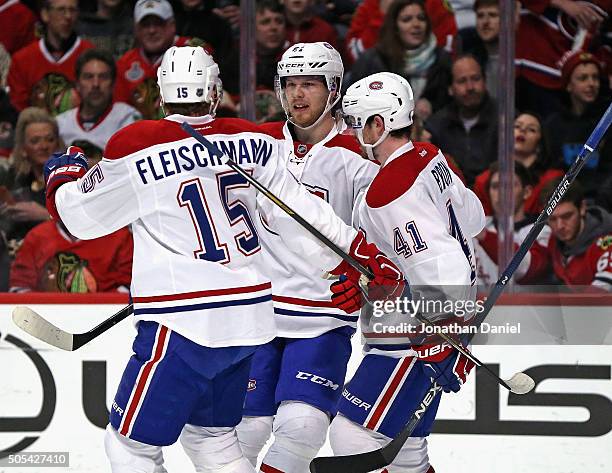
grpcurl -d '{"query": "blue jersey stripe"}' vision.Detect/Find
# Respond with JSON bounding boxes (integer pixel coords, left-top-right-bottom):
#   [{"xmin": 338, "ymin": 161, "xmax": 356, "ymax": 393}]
[
  {"xmin": 274, "ymin": 307, "xmax": 358, "ymax": 323},
  {"xmin": 134, "ymin": 294, "xmax": 272, "ymax": 315}
]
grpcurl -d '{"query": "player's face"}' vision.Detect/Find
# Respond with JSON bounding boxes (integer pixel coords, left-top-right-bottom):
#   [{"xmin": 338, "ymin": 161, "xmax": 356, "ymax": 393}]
[
  {"xmin": 397, "ymin": 3, "xmax": 428, "ymax": 50},
  {"xmin": 23, "ymin": 122, "xmax": 60, "ymax": 168},
  {"xmin": 43, "ymin": 0, "xmax": 79, "ymax": 40},
  {"xmin": 256, "ymin": 9, "xmax": 286, "ymax": 52},
  {"xmin": 136, "ymin": 16, "xmax": 176, "ymax": 55},
  {"xmin": 548, "ymin": 201, "xmax": 584, "ymax": 244},
  {"xmin": 567, "ymin": 63, "xmax": 600, "ymax": 105},
  {"xmin": 284, "ymin": 76, "xmax": 329, "ymax": 127},
  {"xmin": 450, "ymin": 57, "xmax": 486, "ymax": 111},
  {"xmin": 489, "ymin": 171, "xmax": 529, "ymax": 217},
  {"xmin": 77, "ymin": 59, "xmax": 114, "ymax": 112},
  {"xmin": 475, "ymin": 6, "xmax": 500, "ymax": 43},
  {"xmin": 514, "ymin": 113, "xmax": 541, "ymax": 156}
]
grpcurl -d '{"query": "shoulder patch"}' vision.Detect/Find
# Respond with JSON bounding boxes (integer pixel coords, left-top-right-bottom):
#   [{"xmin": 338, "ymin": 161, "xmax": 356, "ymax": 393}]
[{"xmin": 366, "ymin": 143, "xmax": 438, "ymax": 208}]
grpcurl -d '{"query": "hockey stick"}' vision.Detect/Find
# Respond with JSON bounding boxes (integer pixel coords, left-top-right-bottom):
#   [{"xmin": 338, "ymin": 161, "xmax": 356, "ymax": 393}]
[
  {"xmin": 186, "ymin": 123, "xmax": 533, "ymax": 394},
  {"xmin": 310, "ymin": 102, "xmax": 612, "ymax": 473},
  {"xmin": 12, "ymin": 123, "xmax": 373, "ymax": 351},
  {"xmin": 12, "ymin": 304, "xmax": 133, "ymax": 351}
]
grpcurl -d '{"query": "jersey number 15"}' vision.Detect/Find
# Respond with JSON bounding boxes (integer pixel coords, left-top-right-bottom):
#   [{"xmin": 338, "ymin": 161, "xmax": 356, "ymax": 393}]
[{"xmin": 178, "ymin": 171, "xmax": 260, "ymax": 263}]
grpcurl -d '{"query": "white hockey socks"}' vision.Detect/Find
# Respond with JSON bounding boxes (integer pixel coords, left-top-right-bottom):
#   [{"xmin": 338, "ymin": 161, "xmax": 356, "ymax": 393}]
[
  {"xmin": 260, "ymin": 401, "xmax": 329, "ymax": 473},
  {"xmin": 104, "ymin": 425, "xmax": 167, "ymax": 473},
  {"xmin": 236, "ymin": 415, "xmax": 274, "ymax": 466},
  {"xmin": 179, "ymin": 424, "xmax": 256, "ymax": 472}
]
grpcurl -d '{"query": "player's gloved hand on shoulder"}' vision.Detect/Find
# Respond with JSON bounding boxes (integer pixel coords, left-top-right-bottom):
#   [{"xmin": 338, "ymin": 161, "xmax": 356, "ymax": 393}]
[
  {"xmin": 329, "ymin": 231, "xmax": 405, "ymax": 313},
  {"xmin": 44, "ymin": 146, "xmax": 89, "ymax": 221},
  {"xmin": 415, "ymin": 342, "xmax": 475, "ymax": 393}
]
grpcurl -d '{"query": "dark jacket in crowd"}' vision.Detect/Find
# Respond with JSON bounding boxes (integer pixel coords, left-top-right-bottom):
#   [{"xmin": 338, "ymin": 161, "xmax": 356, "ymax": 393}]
[
  {"xmin": 425, "ymin": 95, "xmax": 498, "ymax": 185},
  {"xmin": 347, "ymin": 46, "xmax": 452, "ymax": 113},
  {"xmin": 544, "ymin": 97, "xmax": 612, "ymax": 200},
  {"xmin": 174, "ymin": 4, "xmax": 235, "ymax": 68}
]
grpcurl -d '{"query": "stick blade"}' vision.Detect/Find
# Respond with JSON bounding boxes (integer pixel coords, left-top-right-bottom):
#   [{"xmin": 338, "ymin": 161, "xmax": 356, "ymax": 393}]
[
  {"xmin": 12, "ymin": 306, "xmax": 74, "ymax": 351},
  {"xmin": 310, "ymin": 449, "xmax": 388, "ymax": 473},
  {"xmin": 507, "ymin": 372, "xmax": 536, "ymax": 395}
]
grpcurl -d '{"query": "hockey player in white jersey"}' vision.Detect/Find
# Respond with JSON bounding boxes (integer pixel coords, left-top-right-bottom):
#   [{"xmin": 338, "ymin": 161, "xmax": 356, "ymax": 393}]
[
  {"xmin": 236, "ymin": 42, "xmax": 380, "ymax": 473},
  {"xmin": 42, "ymin": 47, "xmax": 403, "ymax": 473},
  {"xmin": 326, "ymin": 72, "xmax": 486, "ymax": 472}
]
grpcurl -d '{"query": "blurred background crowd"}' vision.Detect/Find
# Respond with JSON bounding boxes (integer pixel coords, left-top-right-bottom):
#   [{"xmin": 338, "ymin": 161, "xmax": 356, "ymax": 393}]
[{"xmin": 0, "ymin": 0, "xmax": 610, "ymax": 293}]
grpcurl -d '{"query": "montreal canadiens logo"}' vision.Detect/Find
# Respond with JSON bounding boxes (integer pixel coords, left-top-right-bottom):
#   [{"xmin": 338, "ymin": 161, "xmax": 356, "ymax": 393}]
[{"xmin": 369, "ymin": 81, "xmax": 383, "ymax": 90}]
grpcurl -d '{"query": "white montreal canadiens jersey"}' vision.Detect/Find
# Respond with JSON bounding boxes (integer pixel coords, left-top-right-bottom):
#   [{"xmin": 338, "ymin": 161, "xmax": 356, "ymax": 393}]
[
  {"xmin": 355, "ymin": 141, "xmax": 486, "ymax": 357},
  {"xmin": 55, "ymin": 114, "xmax": 356, "ymax": 348},
  {"xmin": 256, "ymin": 122, "xmax": 378, "ymax": 338},
  {"xmin": 56, "ymin": 102, "xmax": 141, "ymax": 151}
]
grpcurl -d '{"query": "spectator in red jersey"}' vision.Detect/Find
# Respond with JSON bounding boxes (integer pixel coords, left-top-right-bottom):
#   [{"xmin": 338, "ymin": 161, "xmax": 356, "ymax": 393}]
[
  {"xmin": 9, "ymin": 220, "xmax": 133, "ymax": 292},
  {"xmin": 348, "ymin": 0, "xmax": 452, "ymax": 118},
  {"xmin": 7, "ymin": 0, "xmax": 94, "ymax": 115},
  {"xmin": 114, "ymin": 0, "xmax": 210, "ymax": 119},
  {"xmin": 544, "ymin": 51, "xmax": 611, "ymax": 202},
  {"xmin": 0, "ymin": 0, "xmax": 37, "ymax": 55},
  {"xmin": 344, "ymin": 0, "xmax": 456, "ymax": 66},
  {"xmin": 473, "ymin": 111, "xmax": 564, "ymax": 215},
  {"xmin": 540, "ymin": 178, "xmax": 612, "ymax": 291},
  {"xmin": 515, "ymin": 0, "xmax": 610, "ymax": 118},
  {"xmin": 283, "ymin": 0, "xmax": 339, "ymax": 49},
  {"xmin": 474, "ymin": 162, "xmax": 551, "ymax": 286}
]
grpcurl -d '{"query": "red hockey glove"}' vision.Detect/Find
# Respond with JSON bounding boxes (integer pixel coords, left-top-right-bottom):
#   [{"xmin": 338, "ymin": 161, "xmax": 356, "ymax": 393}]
[
  {"xmin": 329, "ymin": 231, "xmax": 405, "ymax": 313},
  {"xmin": 415, "ymin": 343, "xmax": 476, "ymax": 393},
  {"xmin": 44, "ymin": 146, "xmax": 88, "ymax": 221}
]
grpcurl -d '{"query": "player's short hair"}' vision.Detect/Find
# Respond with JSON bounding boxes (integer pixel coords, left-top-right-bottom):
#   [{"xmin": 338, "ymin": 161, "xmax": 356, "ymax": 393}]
[
  {"xmin": 364, "ymin": 115, "xmax": 412, "ymax": 139},
  {"xmin": 76, "ymin": 49, "xmax": 117, "ymax": 83},
  {"xmin": 539, "ymin": 177, "xmax": 584, "ymax": 209}
]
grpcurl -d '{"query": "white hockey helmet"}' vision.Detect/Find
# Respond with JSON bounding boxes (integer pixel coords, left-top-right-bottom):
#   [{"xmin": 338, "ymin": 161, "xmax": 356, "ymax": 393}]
[
  {"xmin": 157, "ymin": 46, "xmax": 223, "ymax": 115},
  {"xmin": 342, "ymin": 72, "xmax": 414, "ymax": 155},
  {"xmin": 275, "ymin": 42, "xmax": 344, "ymax": 129}
]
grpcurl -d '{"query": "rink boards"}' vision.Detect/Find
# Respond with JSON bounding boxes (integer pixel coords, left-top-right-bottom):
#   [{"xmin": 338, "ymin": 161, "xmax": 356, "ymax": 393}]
[{"xmin": 0, "ymin": 293, "xmax": 611, "ymax": 473}]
